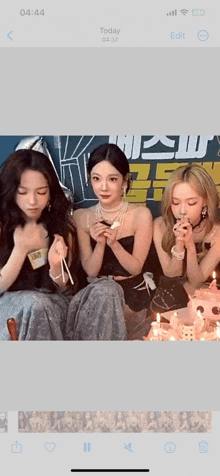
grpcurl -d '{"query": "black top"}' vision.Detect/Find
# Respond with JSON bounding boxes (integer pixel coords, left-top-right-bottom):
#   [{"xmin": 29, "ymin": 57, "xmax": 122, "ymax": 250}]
[
  {"xmin": 8, "ymin": 258, "xmax": 56, "ymax": 292},
  {"xmin": 195, "ymin": 241, "xmax": 211, "ymax": 254},
  {"xmin": 90, "ymin": 236, "xmax": 163, "ymax": 284},
  {"xmin": 0, "ymin": 233, "xmax": 57, "ymax": 293},
  {"xmin": 90, "ymin": 236, "xmax": 134, "ymax": 277}
]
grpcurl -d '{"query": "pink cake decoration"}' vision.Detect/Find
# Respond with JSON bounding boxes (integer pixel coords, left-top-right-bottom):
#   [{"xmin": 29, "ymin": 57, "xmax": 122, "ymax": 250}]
[{"xmin": 188, "ymin": 273, "xmax": 220, "ymax": 321}]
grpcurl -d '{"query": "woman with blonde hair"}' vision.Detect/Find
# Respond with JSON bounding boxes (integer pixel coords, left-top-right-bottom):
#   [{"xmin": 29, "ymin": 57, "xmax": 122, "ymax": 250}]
[{"xmin": 152, "ymin": 164, "xmax": 220, "ymax": 311}]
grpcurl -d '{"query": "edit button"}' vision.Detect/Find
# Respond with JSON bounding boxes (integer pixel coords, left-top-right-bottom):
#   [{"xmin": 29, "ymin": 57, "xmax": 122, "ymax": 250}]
[{"xmin": 170, "ymin": 32, "xmax": 186, "ymax": 40}]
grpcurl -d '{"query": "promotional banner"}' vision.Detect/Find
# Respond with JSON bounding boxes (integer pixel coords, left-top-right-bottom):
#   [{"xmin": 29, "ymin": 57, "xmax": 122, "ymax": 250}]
[{"xmin": 1, "ymin": 136, "xmax": 220, "ymax": 216}]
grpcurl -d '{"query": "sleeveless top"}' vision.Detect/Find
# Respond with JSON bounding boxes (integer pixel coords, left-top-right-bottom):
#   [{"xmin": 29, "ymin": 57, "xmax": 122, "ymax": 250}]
[{"xmin": 90, "ymin": 236, "xmax": 134, "ymax": 277}]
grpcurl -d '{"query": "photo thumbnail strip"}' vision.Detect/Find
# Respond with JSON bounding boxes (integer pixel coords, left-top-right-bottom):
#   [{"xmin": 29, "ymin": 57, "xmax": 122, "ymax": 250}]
[
  {"xmin": 18, "ymin": 411, "xmax": 212, "ymax": 433},
  {"xmin": 0, "ymin": 412, "xmax": 8, "ymax": 433}
]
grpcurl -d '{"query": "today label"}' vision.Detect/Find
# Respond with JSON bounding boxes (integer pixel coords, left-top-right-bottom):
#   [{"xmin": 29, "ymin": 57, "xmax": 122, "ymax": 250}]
[{"xmin": 100, "ymin": 28, "xmax": 121, "ymax": 35}]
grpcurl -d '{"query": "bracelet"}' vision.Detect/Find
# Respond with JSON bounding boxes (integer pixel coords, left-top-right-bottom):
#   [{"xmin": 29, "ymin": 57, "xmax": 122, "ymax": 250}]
[
  {"xmin": 49, "ymin": 270, "xmax": 62, "ymax": 281},
  {"xmin": 171, "ymin": 245, "xmax": 185, "ymax": 261}
]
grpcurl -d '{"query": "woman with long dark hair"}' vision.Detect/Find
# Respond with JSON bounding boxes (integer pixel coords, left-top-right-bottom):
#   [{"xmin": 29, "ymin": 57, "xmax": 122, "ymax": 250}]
[
  {"xmin": 0, "ymin": 149, "xmax": 76, "ymax": 340},
  {"xmin": 66, "ymin": 143, "xmax": 154, "ymax": 340}
]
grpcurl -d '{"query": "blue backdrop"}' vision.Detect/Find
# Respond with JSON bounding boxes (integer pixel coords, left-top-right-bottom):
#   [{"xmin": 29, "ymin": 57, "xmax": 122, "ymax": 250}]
[{"xmin": 1, "ymin": 135, "xmax": 219, "ymax": 217}]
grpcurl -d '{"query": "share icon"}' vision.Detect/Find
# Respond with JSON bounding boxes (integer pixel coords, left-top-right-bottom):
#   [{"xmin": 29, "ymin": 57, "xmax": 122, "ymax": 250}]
[{"xmin": 124, "ymin": 443, "xmax": 134, "ymax": 453}]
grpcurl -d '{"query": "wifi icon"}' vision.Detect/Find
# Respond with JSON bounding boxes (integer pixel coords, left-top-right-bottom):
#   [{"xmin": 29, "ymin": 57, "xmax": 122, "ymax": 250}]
[{"xmin": 180, "ymin": 9, "xmax": 188, "ymax": 15}]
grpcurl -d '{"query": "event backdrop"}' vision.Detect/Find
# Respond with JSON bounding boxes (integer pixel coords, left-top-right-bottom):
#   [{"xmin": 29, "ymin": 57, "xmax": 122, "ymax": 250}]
[{"xmin": 1, "ymin": 136, "xmax": 220, "ymax": 217}]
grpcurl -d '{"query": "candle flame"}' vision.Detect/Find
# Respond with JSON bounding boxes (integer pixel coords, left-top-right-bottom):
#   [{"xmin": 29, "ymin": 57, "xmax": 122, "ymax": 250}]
[
  {"xmin": 212, "ymin": 271, "xmax": 216, "ymax": 279},
  {"xmin": 197, "ymin": 310, "xmax": 203, "ymax": 319},
  {"xmin": 170, "ymin": 336, "xmax": 175, "ymax": 341}
]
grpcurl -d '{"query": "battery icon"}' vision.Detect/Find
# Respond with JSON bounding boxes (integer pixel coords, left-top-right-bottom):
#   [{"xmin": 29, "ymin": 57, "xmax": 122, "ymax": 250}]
[{"xmin": 192, "ymin": 9, "xmax": 205, "ymax": 16}]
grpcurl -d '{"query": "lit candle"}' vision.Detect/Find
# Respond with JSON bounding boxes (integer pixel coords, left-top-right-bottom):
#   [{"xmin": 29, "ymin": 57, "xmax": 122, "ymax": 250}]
[
  {"xmin": 216, "ymin": 321, "xmax": 220, "ymax": 339},
  {"xmin": 209, "ymin": 271, "xmax": 218, "ymax": 292},
  {"xmin": 197, "ymin": 310, "xmax": 203, "ymax": 319},
  {"xmin": 170, "ymin": 336, "xmax": 176, "ymax": 341},
  {"xmin": 156, "ymin": 313, "xmax": 161, "ymax": 324}
]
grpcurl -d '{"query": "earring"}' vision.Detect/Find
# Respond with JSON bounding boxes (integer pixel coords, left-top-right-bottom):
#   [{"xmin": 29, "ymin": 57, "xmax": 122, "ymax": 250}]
[
  {"xmin": 201, "ymin": 205, "xmax": 208, "ymax": 219},
  {"xmin": 121, "ymin": 186, "xmax": 127, "ymax": 198},
  {"xmin": 47, "ymin": 203, "xmax": 51, "ymax": 212}
]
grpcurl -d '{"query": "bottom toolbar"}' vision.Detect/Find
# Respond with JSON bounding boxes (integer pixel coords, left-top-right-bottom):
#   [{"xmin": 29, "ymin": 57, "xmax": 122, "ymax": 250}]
[{"xmin": 0, "ymin": 412, "xmax": 219, "ymax": 476}]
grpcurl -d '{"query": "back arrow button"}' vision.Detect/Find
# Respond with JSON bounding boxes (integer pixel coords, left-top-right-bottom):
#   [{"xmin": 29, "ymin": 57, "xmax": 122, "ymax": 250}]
[{"xmin": 7, "ymin": 31, "xmax": 13, "ymax": 41}]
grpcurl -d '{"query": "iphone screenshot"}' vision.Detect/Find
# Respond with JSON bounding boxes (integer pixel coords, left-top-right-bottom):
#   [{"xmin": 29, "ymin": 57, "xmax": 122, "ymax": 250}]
[{"xmin": 0, "ymin": 1, "xmax": 219, "ymax": 475}]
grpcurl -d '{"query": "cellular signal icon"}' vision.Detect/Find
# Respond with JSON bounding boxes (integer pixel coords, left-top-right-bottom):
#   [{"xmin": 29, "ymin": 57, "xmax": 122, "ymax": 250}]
[
  {"xmin": 180, "ymin": 9, "xmax": 188, "ymax": 15},
  {"xmin": 167, "ymin": 10, "xmax": 177, "ymax": 16}
]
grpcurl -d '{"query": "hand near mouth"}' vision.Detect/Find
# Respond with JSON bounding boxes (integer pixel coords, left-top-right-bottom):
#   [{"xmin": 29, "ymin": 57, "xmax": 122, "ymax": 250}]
[
  {"xmin": 173, "ymin": 219, "xmax": 193, "ymax": 248},
  {"xmin": 174, "ymin": 217, "xmax": 191, "ymax": 232}
]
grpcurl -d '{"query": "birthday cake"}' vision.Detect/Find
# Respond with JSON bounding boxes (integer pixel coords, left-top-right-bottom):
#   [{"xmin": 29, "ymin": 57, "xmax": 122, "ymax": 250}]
[
  {"xmin": 144, "ymin": 279, "xmax": 220, "ymax": 341},
  {"xmin": 187, "ymin": 283, "xmax": 220, "ymax": 322}
]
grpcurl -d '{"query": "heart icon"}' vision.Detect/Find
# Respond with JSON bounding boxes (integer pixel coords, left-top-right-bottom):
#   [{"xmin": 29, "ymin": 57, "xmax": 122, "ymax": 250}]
[{"xmin": 44, "ymin": 442, "xmax": 56, "ymax": 452}]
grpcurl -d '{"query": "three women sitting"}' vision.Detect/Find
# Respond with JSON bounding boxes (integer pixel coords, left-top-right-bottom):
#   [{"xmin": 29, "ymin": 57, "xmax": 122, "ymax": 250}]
[{"xmin": 0, "ymin": 145, "xmax": 219, "ymax": 340}]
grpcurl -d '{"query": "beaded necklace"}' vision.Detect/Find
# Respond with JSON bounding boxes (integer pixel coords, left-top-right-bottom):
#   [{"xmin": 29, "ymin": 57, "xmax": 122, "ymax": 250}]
[{"xmin": 95, "ymin": 199, "xmax": 128, "ymax": 238}]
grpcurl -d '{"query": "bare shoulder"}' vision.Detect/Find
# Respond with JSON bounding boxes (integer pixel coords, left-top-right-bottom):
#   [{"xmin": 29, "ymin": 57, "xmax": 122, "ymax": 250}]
[
  {"xmin": 73, "ymin": 208, "xmax": 91, "ymax": 226},
  {"xmin": 128, "ymin": 204, "xmax": 152, "ymax": 221},
  {"xmin": 73, "ymin": 207, "xmax": 96, "ymax": 230},
  {"xmin": 73, "ymin": 208, "xmax": 85, "ymax": 225},
  {"xmin": 153, "ymin": 216, "xmax": 164, "ymax": 231},
  {"xmin": 213, "ymin": 222, "xmax": 220, "ymax": 235},
  {"xmin": 209, "ymin": 223, "xmax": 220, "ymax": 243}
]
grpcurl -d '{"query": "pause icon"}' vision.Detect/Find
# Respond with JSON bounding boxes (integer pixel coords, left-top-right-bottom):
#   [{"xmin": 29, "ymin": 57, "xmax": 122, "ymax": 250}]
[{"xmin": 84, "ymin": 443, "xmax": 91, "ymax": 452}]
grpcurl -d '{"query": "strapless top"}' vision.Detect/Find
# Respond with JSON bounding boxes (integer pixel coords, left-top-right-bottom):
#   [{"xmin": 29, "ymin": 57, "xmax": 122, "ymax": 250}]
[
  {"xmin": 195, "ymin": 242, "xmax": 211, "ymax": 254},
  {"xmin": 90, "ymin": 235, "xmax": 134, "ymax": 277}
]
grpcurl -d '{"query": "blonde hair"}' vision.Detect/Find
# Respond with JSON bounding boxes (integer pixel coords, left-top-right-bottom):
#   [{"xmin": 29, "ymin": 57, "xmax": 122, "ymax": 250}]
[{"xmin": 161, "ymin": 164, "xmax": 219, "ymax": 255}]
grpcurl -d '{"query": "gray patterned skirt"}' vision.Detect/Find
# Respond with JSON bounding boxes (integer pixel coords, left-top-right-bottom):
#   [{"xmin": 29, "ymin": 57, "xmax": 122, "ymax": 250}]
[
  {"xmin": 65, "ymin": 277, "xmax": 127, "ymax": 340},
  {"xmin": 0, "ymin": 290, "xmax": 70, "ymax": 341}
]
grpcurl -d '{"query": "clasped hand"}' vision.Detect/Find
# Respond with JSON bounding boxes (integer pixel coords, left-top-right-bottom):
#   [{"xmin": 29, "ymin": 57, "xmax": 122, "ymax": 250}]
[
  {"xmin": 173, "ymin": 218, "xmax": 193, "ymax": 248},
  {"xmin": 13, "ymin": 223, "xmax": 48, "ymax": 254},
  {"xmin": 89, "ymin": 221, "xmax": 118, "ymax": 246}
]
